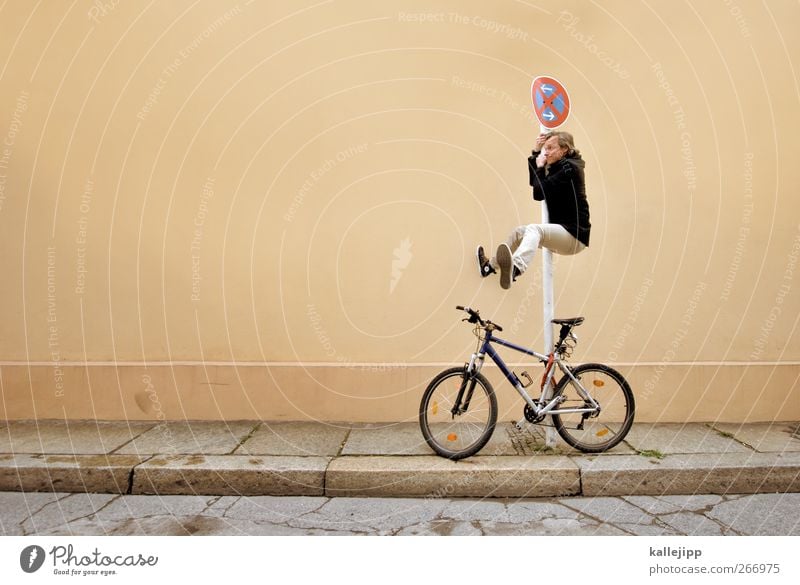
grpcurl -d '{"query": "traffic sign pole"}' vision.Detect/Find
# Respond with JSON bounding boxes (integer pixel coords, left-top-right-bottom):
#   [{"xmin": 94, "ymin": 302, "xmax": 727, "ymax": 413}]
[
  {"xmin": 539, "ymin": 125, "xmax": 557, "ymax": 448},
  {"xmin": 531, "ymin": 76, "xmax": 571, "ymax": 448}
]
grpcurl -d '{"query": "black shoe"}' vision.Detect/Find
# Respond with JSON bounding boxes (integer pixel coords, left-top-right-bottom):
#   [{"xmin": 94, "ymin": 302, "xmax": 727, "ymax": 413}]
[
  {"xmin": 496, "ymin": 243, "xmax": 513, "ymax": 289},
  {"xmin": 476, "ymin": 245, "xmax": 496, "ymax": 278},
  {"xmin": 513, "ymin": 266, "xmax": 521, "ymax": 281}
]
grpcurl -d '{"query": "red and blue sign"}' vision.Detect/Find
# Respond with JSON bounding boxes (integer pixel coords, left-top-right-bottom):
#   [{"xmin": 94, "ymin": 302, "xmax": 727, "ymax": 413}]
[{"xmin": 531, "ymin": 76, "xmax": 570, "ymax": 129}]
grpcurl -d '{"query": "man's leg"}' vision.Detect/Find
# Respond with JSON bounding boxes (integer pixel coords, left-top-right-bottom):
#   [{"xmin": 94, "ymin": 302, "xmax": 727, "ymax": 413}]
[
  {"xmin": 489, "ymin": 225, "xmax": 527, "ymax": 270},
  {"xmin": 493, "ymin": 225, "xmax": 530, "ymax": 289},
  {"xmin": 510, "ymin": 224, "xmax": 543, "ymax": 272},
  {"xmin": 538, "ymin": 224, "xmax": 586, "ymax": 256},
  {"xmin": 512, "ymin": 224, "xmax": 585, "ymax": 272}
]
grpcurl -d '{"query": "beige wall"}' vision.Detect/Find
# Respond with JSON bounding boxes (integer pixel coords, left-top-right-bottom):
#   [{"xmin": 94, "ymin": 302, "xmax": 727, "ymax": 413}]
[{"xmin": 1, "ymin": 0, "xmax": 798, "ymax": 423}]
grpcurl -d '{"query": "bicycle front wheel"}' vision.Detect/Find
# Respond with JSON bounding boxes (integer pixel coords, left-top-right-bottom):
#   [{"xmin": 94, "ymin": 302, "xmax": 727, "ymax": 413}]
[
  {"xmin": 551, "ymin": 363, "xmax": 635, "ymax": 453},
  {"xmin": 419, "ymin": 367, "xmax": 497, "ymax": 460}
]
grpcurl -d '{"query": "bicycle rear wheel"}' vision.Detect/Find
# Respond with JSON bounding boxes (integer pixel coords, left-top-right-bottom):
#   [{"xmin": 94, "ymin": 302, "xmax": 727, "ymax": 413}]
[
  {"xmin": 419, "ymin": 367, "xmax": 497, "ymax": 460},
  {"xmin": 551, "ymin": 363, "xmax": 635, "ymax": 453}
]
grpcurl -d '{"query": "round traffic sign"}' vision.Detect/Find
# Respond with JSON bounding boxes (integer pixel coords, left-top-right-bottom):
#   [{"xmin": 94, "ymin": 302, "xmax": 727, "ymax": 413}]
[{"xmin": 531, "ymin": 76, "xmax": 571, "ymax": 129}]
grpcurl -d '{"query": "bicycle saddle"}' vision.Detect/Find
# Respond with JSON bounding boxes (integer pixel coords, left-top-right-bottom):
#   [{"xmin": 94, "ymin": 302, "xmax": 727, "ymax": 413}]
[{"xmin": 551, "ymin": 317, "xmax": 584, "ymax": 326}]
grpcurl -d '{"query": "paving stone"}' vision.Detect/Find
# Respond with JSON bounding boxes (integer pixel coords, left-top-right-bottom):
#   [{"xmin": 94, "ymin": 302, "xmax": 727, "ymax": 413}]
[
  {"xmin": 0, "ymin": 454, "xmax": 143, "ymax": 494},
  {"xmin": 439, "ymin": 499, "xmax": 600, "ymax": 525},
  {"xmin": 0, "ymin": 492, "xmax": 61, "ymax": 535},
  {"xmin": 342, "ymin": 422, "xmax": 560, "ymax": 456},
  {"xmin": 115, "ymin": 421, "xmax": 257, "ymax": 455},
  {"xmin": 623, "ymin": 494, "xmax": 723, "ymax": 515},
  {"xmin": 578, "ymin": 452, "xmax": 800, "ymax": 496},
  {"xmin": 623, "ymin": 423, "xmax": 750, "ymax": 454},
  {"xmin": 235, "ymin": 422, "xmax": 349, "ymax": 456},
  {"xmin": 91, "ymin": 493, "xmax": 221, "ymax": 520},
  {"xmin": 442, "ymin": 423, "xmax": 584, "ymax": 456},
  {"xmin": 200, "ymin": 496, "xmax": 241, "ymax": 517},
  {"xmin": 326, "ymin": 455, "xmax": 580, "ymax": 498},
  {"xmin": 477, "ymin": 517, "xmax": 628, "ymax": 536},
  {"xmin": 712, "ymin": 422, "xmax": 800, "ymax": 453},
  {"xmin": 21, "ymin": 493, "xmax": 119, "ymax": 535},
  {"xmin": 706, "ymin": 493, "xmax": 800, "ymax": 536},
  {"xmin": 558, "ymin": 496, "xmax": 656, "ymax": 525},
  {"xmin": 287, "ymin": 497, "xmax": 447, "ymax": 533},
  {"xmin": 659, "ymin": 511, "xmax": 725, "ymax": 536},
  {"xmin": 502, "ymin": 501, "xmax": 583, "ymax": 523},
  {"xmin": 0, "ymin": 421, "xmax": 154, "ymax": 454},
  {"xmin": 397, "ymin": 519, "xmax": 482, "ymax": 536},
  {"xmin": 440, "ymin": 500, "xmax": 510, "ymax": 522},
  {"xmin": 2, "ymin": 492, "xmax": 797, "ymax": 536},
  {"xmin": 616, "ymin": 523, "xmax": 681, "ymax": 536},
  {"xmin": 221, "ymin": 496, "xmax": 329, "ymax": 524},
  {"xmin": 342, "ymin": 422, "xmax": 446, "ymax": 455},
  {"xmin": 131, "ymin": 455, "xmax": 328, "ymax": 496}
]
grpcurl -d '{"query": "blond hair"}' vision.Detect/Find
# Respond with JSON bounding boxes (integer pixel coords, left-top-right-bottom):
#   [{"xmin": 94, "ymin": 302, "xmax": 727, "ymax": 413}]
[{"xmin": 546, "ymin": 131, "xmax": 580, "ymax": 157}]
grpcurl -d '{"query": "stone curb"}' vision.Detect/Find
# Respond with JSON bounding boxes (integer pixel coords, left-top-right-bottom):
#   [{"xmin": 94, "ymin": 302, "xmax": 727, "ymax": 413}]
[
  {"xmin": 326, "ymin": 456, "xmax": 580, "ymax": 498},
  {"xmin": 2, "ymin": 452, "xmax": 799, "ymax": 497},
  {"xmin": 131, "ymin": 455, "xmax": 329, "ymax": 496},
  {"xmin": 0, "ymin": 454, "xmax": 145, "ymax": 494},
  {"xmin": 577, "ymin": 452, "xmax": 800, "ymax": 496}
]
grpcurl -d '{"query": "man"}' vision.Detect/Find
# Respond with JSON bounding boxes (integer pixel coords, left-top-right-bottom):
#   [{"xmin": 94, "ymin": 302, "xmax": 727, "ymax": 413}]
[{"xmin": 477, "ymin": 131, "xmax": 591, "ymax": 289}]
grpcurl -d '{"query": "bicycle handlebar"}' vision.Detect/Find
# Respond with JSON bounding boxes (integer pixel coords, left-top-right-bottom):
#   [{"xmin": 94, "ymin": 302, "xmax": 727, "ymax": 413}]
[{"xmin": 456, "ymin": 306, "xmax": 502, "ymax": 332}]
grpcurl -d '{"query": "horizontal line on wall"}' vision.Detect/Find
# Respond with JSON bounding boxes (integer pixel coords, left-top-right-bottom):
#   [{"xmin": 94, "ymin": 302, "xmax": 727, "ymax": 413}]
[{"xmin": 1, "ymin": 361, "xmax": 799, "ymax": 368}]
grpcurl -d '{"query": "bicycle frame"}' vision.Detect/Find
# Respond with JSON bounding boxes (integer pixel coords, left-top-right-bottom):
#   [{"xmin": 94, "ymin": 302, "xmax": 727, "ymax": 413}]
[{"xmin": 466, "ymin": 328, "xmax": 600, "ymax": 419}]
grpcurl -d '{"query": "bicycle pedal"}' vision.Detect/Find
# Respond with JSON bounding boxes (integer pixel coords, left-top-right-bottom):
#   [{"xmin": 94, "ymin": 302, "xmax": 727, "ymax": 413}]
[{"xmin": 513, "ymin": 420, "xmax": 526, "ymax": 431}]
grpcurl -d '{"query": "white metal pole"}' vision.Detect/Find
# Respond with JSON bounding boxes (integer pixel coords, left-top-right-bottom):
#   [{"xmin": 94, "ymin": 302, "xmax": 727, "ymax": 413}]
[{"xmin": 539, "ymin": 123, "xmax": 557, "ymax": 448}]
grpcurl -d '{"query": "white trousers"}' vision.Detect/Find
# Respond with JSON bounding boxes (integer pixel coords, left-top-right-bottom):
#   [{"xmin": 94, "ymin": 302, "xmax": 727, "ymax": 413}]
[{"xmin": 492, "ymin": 224, "xmax": 586, "ymax": 272}]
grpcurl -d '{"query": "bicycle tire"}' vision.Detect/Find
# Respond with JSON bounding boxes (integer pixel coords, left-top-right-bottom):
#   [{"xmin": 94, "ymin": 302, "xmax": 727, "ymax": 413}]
[
  {"xmin": 551, "ymin": 363, "xmax": 635, "ymax": 453},
  {"xmin": 419, "ymin": 367, "xmax": 497, "ymax": 460}
]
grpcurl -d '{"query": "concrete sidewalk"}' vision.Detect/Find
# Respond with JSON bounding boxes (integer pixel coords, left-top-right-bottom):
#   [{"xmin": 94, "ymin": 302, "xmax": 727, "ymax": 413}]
[{"xmin": 1, "ymin": 420, "xmax": 799, "ymax": 498}]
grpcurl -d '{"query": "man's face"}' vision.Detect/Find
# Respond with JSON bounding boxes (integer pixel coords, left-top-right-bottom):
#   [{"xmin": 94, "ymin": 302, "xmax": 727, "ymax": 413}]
[{"xmin": 542, "ymin": 136, "xmax": 567, "ymax": 165}]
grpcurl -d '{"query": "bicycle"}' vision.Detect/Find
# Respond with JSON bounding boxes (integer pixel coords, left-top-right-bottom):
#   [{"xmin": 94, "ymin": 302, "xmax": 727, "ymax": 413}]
[{"xmin": 419, "ymin": 306, "xmax": 635, "ymax": 460}]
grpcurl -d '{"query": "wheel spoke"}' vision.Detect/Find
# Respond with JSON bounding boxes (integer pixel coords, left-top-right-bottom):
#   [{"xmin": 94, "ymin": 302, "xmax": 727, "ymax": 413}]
[
  {"xmin": 552, "ymin": 364, "xmax": 634, "ymax": 453},
  {"xmin": 420, "ymin": 368, "xmax": 497, "ymax": 460}
]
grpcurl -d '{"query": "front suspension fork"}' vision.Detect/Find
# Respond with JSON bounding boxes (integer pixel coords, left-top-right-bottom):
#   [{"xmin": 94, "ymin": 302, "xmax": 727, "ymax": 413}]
[{"xmin": 451, "ymin": 356, "xmax": 482, "ymax": 416}]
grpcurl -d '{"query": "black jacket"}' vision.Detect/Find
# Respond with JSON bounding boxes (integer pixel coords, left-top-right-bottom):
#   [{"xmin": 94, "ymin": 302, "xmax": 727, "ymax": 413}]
[{"xmin": 528, "ymin": 152, "xmax": 591, "ymax": 247}]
